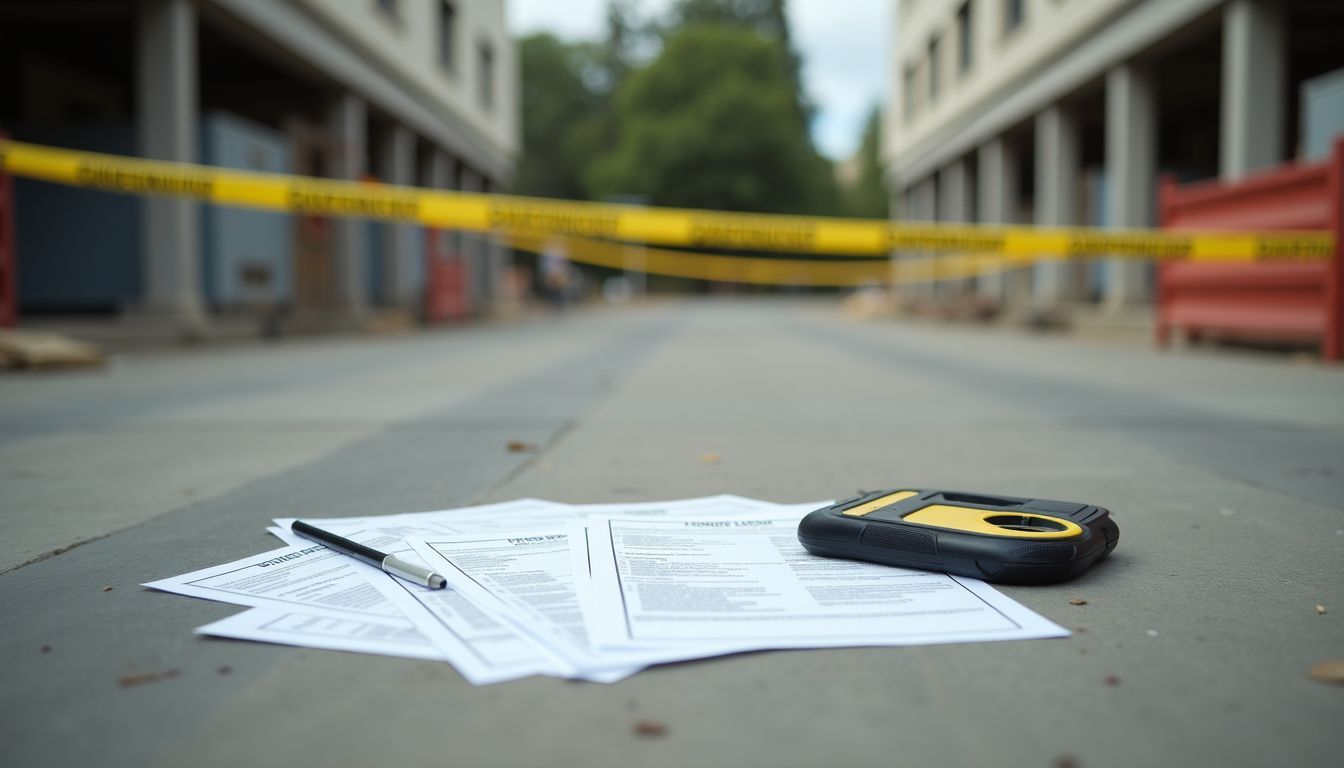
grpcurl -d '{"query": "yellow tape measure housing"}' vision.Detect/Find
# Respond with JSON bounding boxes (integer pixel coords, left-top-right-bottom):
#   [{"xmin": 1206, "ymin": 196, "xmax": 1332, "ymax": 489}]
[
  {"xmin": 902, "ymin": 504, "xmax": 1084, "ymax": 540},
  {"xmin": 836, "ymin": 491, "xmax": 1083, "ymax": 539},
  {"xmin": 798, "ymin": 489, "xmax": 1120, "ymax": 584},
  {"xmin": 840, "ymin": 490, "xmax": 919, "ymax": 516}
]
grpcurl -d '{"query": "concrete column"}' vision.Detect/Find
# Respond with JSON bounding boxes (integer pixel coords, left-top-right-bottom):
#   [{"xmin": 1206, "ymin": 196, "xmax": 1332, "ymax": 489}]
[
  {"xmin": 458, "ymin": 166, "xmax": 488, "ymax": 314},
  {"xmin": 136, "ymin": 0, "xmax": 203, "ymax": 330},
  {"xmin": 976, "ymin": 137, "xmax": 1018, "ymax": 302},
  {"xmin": 326, "ymin": 92, "xmax": 368, "ymax": 318},
  {"xmin": 1034, "ymin": 104, "xmax": 1080, "ymax": 309},
  {"xmin": 891, "ymin": 179, "xmax": 934, "ymax": 297},
  {"xmin": 887, "ymin": 187, "xmax": 910, "ymax": 294},
  {"xmin": 938, "ymin": 158, "xmax": 973, "ymax": 294},
  {"xmin": 910, "ymin": 175, "xmax": 938, "ymax": 297},
  {"xmin": 938, "ymin": 160, "xmax": 971, "ymax": 223},
  {"xmin": 1221, "ymin": 0, "xmax": 1286, "ymax": 180},
  {"xmin": 482, "ymin": 178, "xmax": 508, "ymax": 310},
  {"xmin": 910, "ymin": 176, "xmax": 937, "ymax": 223},
  {"xmin": 1105, "ymin": 62, "xmax": 1156, "ymax": 307},
  {"xmin": 420, "ymin": 149, "xmax": 463, "ymax": 318},
  {"xmin": 376, "ymin": 124, "xmax": 416, "ymax": 308},
  {"xmin": 425, "ymin": 148, "xmax": 459, "ymax": 264},
  {"xmin": 425, "ymin": 150, "xmax": 455, "ymax": 191}
]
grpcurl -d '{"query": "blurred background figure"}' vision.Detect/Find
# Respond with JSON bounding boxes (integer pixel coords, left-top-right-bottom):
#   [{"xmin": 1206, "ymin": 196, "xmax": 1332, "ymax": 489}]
[{"xmin": 540, "ymin": 237, "xmax": 575, "ymax": 310}]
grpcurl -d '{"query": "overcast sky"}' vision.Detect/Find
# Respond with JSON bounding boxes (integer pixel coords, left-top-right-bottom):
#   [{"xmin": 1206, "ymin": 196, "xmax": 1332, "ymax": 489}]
[{"xmin": 507, "ymin": 0, "xmax": 890, "ymax": 161}]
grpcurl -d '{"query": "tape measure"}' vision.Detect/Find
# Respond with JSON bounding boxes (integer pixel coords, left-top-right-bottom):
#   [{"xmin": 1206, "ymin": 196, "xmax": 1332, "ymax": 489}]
[{"xmin": 797, "ymin": 489, "xmax": 1118, "ymax": 584}]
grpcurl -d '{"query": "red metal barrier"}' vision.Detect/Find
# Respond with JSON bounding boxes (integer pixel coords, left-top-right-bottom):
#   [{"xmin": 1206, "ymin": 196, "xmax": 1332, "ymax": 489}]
[
  {"xmin": 1157, "ymin": 139, "xmax": 1344, "ymax": 360},
  {"xmin": 424, "ymin": 229, "xmax": 470, "ymax": 323},
  {"xmin": 0, "ymin": 130, "xmax": 15, "ymax": 328}
]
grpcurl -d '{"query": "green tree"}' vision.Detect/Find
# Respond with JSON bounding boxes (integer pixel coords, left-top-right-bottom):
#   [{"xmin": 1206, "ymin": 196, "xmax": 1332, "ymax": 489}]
[
  {"xmin": 667, "ymin": 0, "xmax": 791, "ymax": 40},
  {"xmin": 595, "ymin": 0, "xmax": 642, "ymax": 93},
  {"xmin": 586, "ymin": 24, "xmax": 836, "ymax": 215},
  {"xmin": 664, "ymin": 0, "xmax": 810, "ymax": 123},
  {"xmin": 514, "ymin": 3, "xmax": 645, "ymax": 200},
  {"xmin": 513, "ymin": 34, "xmax": 601, "ymax": 200},
  {"xmin": 843, "ymin": 106, "xmax": 890, "ymax": 219}
]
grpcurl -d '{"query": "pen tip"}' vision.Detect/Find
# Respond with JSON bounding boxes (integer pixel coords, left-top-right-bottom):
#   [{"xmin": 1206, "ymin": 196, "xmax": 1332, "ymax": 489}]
[{"xmin": 429, "ymin": 574, "xmax": 447, "ymax": 590}]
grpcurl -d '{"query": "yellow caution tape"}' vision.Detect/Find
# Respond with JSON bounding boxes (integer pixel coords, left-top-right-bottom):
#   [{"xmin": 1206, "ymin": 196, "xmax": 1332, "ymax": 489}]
[
  {"xmin": 502, "ymin": 232, "xmax": 888, "ymax": 286},
  {"xmin": 0, "ymin": 138, "xmax": 1334, "ymax": 261},
  {"xmin": 503, "ymin": 232, "xmax": 1022, "ymax": 287}
]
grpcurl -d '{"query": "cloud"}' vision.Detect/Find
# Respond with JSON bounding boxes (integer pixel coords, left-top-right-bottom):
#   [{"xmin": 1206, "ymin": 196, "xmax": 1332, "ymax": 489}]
[
  {"xmin": 789, "ymin": 0, "xmax": 889, "ymax": 159},
  {"xmin": 508, "ymin": 0, "xmax": 604, "ymax": 39}
]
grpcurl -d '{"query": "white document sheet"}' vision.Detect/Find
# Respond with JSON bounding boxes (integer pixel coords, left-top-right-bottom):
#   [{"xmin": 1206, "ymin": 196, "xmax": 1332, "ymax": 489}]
[
  {"xmin": 195, "ymin": 607, "xmax": 447, "ymax": 662},
  {"xmin": 144, "ymin": 543, "xmax": 402, "ymax": 620},
  {"xmin": 148, "ymin": 500, "xmax": 586, "ymax": 684},
  {"xmin": 406, "ymin": 530, "xmax": 736, "ymax": 676},
  {"xmin": 563, "ymin": 497, "xmax": 819, "ymax": 642},
  {"xmin": 584, "ymin": 514, "xmax": 1069, "ymax": 650},
  {"xmin": 562, "ymin": 500, "xmax": 830, "ymax": 667},
  {"xmin": 269, "ymin": 499, "xmax": 590, "ymax": 683},
  {"xmin": 146, "ymin": 543, "xmax": 534, "ymax": 683},
  {"xmin": 400, "ymin": 495, "xmax": 803, "ymax": 676},
  {"xmin": 562, "ymin": 494, "xmax": 785, "ymax": 519},
  {"xmin": 272, "ymin": 498, "xmax": 582, "ymax": 539}
]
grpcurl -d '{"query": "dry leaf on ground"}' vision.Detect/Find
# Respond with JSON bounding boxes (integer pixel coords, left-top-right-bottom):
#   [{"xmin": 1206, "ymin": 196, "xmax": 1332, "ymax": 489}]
[
  {"xmin": 118, "ymin": 669, "xmax": 181, "ymax": 688},
  {"xmin": 1308, "ymin": 660, "xmax": 1344, "ymax": 685},
  {"xmin": 633, "ymin": 720, "xmax": 668, "ymax": 737},
  {"xmin": 0, "ymin": 331, "xmax": 104, "ymax": 369}
]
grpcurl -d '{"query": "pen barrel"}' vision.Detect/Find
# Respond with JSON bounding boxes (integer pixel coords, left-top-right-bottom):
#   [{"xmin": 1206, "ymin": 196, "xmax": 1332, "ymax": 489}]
[
  {"xmin": 290, "ymin": 520, "xmax": 385, "ymax": 566},
  {"xmin": 382, "ymin": 555, "xmax": 445, "ymax": 589}
]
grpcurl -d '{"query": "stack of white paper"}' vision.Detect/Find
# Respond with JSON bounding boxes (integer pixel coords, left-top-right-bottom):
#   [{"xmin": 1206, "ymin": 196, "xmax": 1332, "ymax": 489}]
[{"xmin": 145, "ymin": 496, "xmax": 1067, "ymax": 685}]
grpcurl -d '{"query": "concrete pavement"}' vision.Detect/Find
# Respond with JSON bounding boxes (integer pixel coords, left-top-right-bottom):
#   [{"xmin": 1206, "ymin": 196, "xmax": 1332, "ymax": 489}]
[{"xmin": 1, "ymin": 298, "xmax": 1341, "ymax": 767}]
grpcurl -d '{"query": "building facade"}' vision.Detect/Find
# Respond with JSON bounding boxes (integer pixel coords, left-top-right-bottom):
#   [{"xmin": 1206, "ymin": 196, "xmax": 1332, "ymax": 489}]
[
  {"xmin": 0, "ymin": 0, "xmax": 519, "ymax": 330},
  {"xmin": 885, "ymin": 0, "xmax": 1344, "ymax": 314}
]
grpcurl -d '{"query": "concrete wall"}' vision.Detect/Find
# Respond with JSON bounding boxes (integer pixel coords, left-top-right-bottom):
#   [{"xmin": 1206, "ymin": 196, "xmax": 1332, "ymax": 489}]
[
  {"xmin": 1302, "ymin": 67, "xmax": 1344, "ymax": 161},
  {"xmin": 13, "ymin": 123, "xmax": 141, "ymax": 312},
  {"xmin": 884, "ymin": 0, "xmax": 1309, "ymax": 311},
  {"xmin": 4, "ymin": 0, "xmax": 516, "ymax": 326},
  {"xmin": 289, "ymin": 0, "xmax": 518, "ymax": 163},
  {"xmin": 200, "ymin": 111, "xmax": 293, "ymax": 309},
  {"xmin": 888, "ymin": 0, "xmax": 1133, "ymax": 172}
]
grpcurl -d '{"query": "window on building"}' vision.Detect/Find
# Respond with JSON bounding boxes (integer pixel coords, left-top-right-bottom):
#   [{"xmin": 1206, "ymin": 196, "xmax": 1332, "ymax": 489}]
[
  {"xmin": 1004, "ymin": 0, "xmax": 1025, "ymax": 34},
  {"xmin": 928, "ymin": 36, "xmax": 941, "ymax": 104},
  {"xmin": 957, "ymin": 2, "xmax": 973, "ymax": 74},
  {"xmin": 438, "ymin": 1, "xmax": 457, "ymax": 71},
  {"xmin": 478, "ymin": 41, "xmax": 495, "ymax": 110}
]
